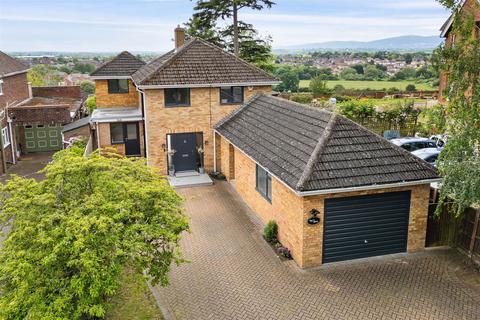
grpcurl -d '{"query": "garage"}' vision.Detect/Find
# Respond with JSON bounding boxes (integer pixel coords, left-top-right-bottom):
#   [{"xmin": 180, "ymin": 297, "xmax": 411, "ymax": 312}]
[
  {"xmin": 24, "ymin": 124, "xmax": 63, "ymax": 152},
  {"xmin": 323, "ymin": 191, "xmax": 411, "ymax": 263}
]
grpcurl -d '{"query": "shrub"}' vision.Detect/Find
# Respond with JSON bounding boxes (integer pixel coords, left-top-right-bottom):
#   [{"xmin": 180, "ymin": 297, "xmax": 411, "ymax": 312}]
[
  {"xmin": 406, "ymin": 84, "xmax": 417, "ymax": 92},
  {"xmin": 290, "ymin": 93, "xmax": 313, "ymax": 104},
  {"xmin": 263, "ymin": 220, "xmax": 278, "ymax": 243},
  {"xmin": 277, "ymin": 246, "xmax": 292, "ymax": 259},
  {"xmin": 85, "ymin": 95, "xmax": 96, "ymax": 114},
  {"xmin": 309, "ymin": 76, "xmax": 331, "ymax": 97}
]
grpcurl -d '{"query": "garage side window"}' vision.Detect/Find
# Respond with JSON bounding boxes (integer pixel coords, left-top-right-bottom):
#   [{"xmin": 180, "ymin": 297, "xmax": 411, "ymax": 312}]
[
  {"xmin": 108, "ymin": 79, "xmax": 129, "ymax": 94},
  {"xmin": 256, "ymin": 164, "xmax": 272, "ymax": 202},
  {"xmin": 110, "ymin": 123, "xmax": 124, "ymax": 144}
]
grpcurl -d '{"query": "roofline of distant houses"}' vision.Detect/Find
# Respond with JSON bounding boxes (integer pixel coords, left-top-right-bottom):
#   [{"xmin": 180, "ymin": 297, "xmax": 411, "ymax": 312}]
[{"xmin": 213, "ymin": 129, "xmax": 442, "ymax": 197}]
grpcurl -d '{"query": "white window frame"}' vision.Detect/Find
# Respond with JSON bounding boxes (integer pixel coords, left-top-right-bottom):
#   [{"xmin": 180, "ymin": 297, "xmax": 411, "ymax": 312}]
[
  {"xmin": 2, "ymin": 127, "xmax": 10, "ymax": 148},
  {"xmin": 0, "ymin": 79, "xmax": 4, "ymax": 96}
]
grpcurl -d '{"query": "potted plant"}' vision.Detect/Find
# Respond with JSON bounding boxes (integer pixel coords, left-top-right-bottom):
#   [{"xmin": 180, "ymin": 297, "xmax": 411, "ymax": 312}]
[
  {"xmin": 197, "ymin": 147, "xmax": 205, "ymax": 174},
  {"xmin": 167, "ymin": 149, "xmax": 176, "ymax": 176}
]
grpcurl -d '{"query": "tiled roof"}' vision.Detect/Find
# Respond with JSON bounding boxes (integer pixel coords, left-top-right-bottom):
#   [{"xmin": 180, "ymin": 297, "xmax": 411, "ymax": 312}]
[
  {"xmin": 90, "ymin": 51, "xmax": 146, "ymax": 77},
  {"xmin": 133, "ymin": 38, "xmax": 278, "ymax": 86},
  {"xmin": 215, "ymin": 94, "xmax": 439, "ymax": 192},
  {"xmin": 0, "ymin": 51, "xmax": 29, "ymax": 77}
]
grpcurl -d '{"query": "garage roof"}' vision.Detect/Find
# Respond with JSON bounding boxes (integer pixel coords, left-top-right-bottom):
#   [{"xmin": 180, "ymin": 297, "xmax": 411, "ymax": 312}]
[{"xmin": 215, "ymin": 94, "xmax": 440, "ymax": 193}]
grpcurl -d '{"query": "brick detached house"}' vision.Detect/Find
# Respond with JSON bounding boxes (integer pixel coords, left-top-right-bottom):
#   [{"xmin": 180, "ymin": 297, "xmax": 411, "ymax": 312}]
[
  {"xmin": 215, "ymin": 94, "xmax": 440, "ymax": 268},
  {"xmin": 90, "ymin": 28, "xmax": 439, "ymax": 268},
  {"xmin": 439, "ymin": 0, "xmax": 480, "ymax": 100},
  {"xmin": 90, "ymin": 27, "xmax": 278, "ymax": 174},
  {"xmin": 0, "ymin": 51, "xmax": 30, "ymax": 173},
  {"xmin": 0, "ymin": 51, "xmax": 84, "ymax": 173}
]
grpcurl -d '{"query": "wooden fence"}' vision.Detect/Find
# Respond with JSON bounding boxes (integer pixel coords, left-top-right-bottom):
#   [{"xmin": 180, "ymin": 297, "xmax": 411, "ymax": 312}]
[{"xmin": 426, "ymin": 190, "xmax": 480, "ymax": 262}]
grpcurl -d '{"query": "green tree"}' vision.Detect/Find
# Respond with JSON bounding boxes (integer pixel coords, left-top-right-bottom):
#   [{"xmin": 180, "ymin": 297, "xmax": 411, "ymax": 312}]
[
  {"xmin": 27, "ymin": 64, "xmax": 64, "ymax": 86},
  {"xmin": 405, "ymin": 84, "xmax": 417, "ymax": 92},
  {"xmin": 79, "ymin": 80, "xmax": 95, "ymax": 95},
  {"xmin": 309, "ymin": 76, "xmax": 330, "ymax": 96},
  {"xmin": 404, "ymin": 53, "xmax": 413, "ymax": 65},
  {"xmin": 435, "ymin": 0, "xmax": 480, "ymax": 215},
  {"xmin": 0, "ymin": 146, "xmax": 189, "ymax": 319},
  {"xmin": 186, "ymin": 0, "xmax": 275, "ymax": 67},
  {"xmin": 339, "ymin": 67, "xmax": 360, "ymax": 80},
  {"xmin": 85, "ymin": 95, "xmax": 97, "ymax": 114},
  {"xmin": 72, "ymin": 63, "xmax": 96, "ymax": 74},
  {"xmin": 364, "ymin": 65, "xmax": 385, "ymax": 80},
  {"xmin": 275, "ymin": 68, "xmax": 299, "ymax": 92}
]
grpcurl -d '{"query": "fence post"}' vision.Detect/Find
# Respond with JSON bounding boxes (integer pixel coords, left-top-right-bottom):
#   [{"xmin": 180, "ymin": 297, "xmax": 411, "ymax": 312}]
[{"xmin": 469, "ymin": 209, "xmax": 480, "ymax": 258}]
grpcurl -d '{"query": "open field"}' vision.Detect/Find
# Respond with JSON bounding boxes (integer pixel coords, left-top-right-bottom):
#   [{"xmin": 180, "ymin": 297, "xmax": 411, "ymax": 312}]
[{"xmin": 299, "ymin": 80, "xmax": 437, "ymax": 91}]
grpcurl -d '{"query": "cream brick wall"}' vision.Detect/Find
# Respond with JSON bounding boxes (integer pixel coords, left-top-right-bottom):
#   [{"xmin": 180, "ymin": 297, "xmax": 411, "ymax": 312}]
[
  {"xmin": 220, "ymin": 140, "xmax": 431, "ymax": 268},
  {"xmin": 95, "ymin": 79, "xmax": 139, "ymax": 108},
  {"xmin": 97, "ymin": 121, "xmax": 145, "ymax": 156},
  {"xmin": 232, "ymin": 145, "xmax": 305, "ymax": 264},
  {"xmin": 144, "ymin": 86, "xmax": 271, "ymax": 174}
]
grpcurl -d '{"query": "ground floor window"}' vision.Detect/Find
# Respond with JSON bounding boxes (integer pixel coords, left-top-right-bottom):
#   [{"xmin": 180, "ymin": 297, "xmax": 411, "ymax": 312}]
[
  {"xmin": 110, "ymin": 123, "xmax": 124, "ymax": 144},
  {"xmin": 2, "ymin": 127, "xmax": 10, "ymax": 148},
  {"xmin": 256, "ymin": 164, "xmax": 272, "ymax": 202}
]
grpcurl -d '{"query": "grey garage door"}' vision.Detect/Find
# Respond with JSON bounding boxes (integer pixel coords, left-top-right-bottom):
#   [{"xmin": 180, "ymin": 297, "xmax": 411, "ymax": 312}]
[{"xmin": 323, "ymin": 191, "xmax": 411, "ymax": 263}]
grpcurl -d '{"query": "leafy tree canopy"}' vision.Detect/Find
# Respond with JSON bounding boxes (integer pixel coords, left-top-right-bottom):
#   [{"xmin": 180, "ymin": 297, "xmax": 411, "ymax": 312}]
[
  {"xmin": 79, "ymin": 80, "xmax": 95, "ymax": 95},
  {"xmin": 186, "ymin": 0, "xmax": 275, "ymax": 68},
  {"xmin": 435, "ymin": 0, "xmax": 480, "ymax": 214},
  {"xmin": 0, "ymin": 146, "xmax": 189, "ymax": 319}
]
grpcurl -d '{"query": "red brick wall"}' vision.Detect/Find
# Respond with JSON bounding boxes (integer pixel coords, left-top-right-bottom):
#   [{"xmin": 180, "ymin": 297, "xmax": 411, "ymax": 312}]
[
  {"xmin": 0, "ymin": 73, "xmax": 28, "ymax": 173},
  {"xmin": 0, "ymin": 73, "xmax": 30, "ymax": 109},
  {"xmin": 32, "ymin": 86, "xmax": 81, "ymax": 99}
]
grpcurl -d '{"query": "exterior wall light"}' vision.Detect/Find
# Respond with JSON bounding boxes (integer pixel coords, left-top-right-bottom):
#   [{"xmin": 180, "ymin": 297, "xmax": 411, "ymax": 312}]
[{"xmin": 308, "ymin": 208, "xmax": 320, "ymax": 225}]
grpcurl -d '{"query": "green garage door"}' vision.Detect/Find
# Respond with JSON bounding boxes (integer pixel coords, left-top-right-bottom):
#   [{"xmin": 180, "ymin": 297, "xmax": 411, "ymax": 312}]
[{"xmin": 24, "ymin": 124, "xmax": 63, "ymax": 152}]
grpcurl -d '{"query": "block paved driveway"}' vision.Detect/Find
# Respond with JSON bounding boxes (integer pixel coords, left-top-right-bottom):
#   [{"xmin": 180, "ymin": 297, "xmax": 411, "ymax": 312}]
[
  {"xmin": 0, "ymin": 152, "xmax": 53, "ymax": 247},
  {"xmin": 153, "ymin": 182, "xmax": 480, "ymax": 320}
]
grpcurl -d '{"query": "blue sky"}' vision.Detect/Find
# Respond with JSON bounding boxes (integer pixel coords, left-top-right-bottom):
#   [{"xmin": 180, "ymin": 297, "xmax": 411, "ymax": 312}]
[{"xmin": 0, "ymin": 0, "xmax": 451, "ymax": 52}]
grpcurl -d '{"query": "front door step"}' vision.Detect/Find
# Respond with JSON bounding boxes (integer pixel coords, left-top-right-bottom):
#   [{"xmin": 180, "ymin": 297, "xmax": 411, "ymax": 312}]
[{"xmin": 175, "ymin": 170, "xmax": 200, "ymax": 178}]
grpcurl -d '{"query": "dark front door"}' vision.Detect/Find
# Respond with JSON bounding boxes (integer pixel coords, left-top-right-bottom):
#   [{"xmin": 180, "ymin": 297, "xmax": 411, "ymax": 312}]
[
  {"xmin": 124, "ymin": 123, "xmax": 141, "ymax": 156},
  {"xmin": 171, "ymin": 133, "xmax": 197, "ymax": 172},
  {"xmin": 323, "ymin": 191, "xmax": 411, "ymax": 264}
]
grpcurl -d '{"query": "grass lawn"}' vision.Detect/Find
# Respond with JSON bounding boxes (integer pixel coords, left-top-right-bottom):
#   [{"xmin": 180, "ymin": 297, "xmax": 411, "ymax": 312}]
[
  {"xmin": 105, "ymin": 268, "xmax": 163, "ymax": 320},
  {"xmin": 299, "ymin": 80, "xmax": 437, "ymax": 91}
]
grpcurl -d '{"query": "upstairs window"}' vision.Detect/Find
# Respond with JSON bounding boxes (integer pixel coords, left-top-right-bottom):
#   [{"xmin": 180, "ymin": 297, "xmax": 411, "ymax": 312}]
[
  {"xmin": 256, "ymin": 164, "xmax": 272, "ymax": 203},
  {"xmin": 165, "ymin": 88, "xmax": 190, "ymax": 107},
  {"xmin": 108, "ymin": 79, "xmax": 129, "ymax": 94},
  {"xmin": 220, "ymin": 86, "xmax": 244, "ymax": 104},
  {"xmin": 0, "ymin": 79, "xmax": 3, "ymax": 96}
]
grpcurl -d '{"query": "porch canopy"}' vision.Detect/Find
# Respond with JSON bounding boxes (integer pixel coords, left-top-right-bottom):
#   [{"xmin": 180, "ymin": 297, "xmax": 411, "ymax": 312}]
[{"xmin": 90, "ymin": 108, "xmax": 143, "ymax": 123}]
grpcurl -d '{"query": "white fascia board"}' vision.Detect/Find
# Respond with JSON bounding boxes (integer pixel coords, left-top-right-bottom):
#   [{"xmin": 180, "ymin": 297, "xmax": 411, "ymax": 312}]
[
  {"xmin": 90, "ymin": 76, "xmax": 132, "ymax": 80},
  {"xmin": 298, "ymin": 179, "xmax": 442, "ymax": 197},
  {"xmin": 214, "ymin": 129, "xmax": 442, "ymax": 198},
  {"xmin": 91, "ymin": 117, "xmax": 143, "ymax": 123},
  {"xmin": 137, "ymin": 81, "xmax": 281, "ymax": 90}
]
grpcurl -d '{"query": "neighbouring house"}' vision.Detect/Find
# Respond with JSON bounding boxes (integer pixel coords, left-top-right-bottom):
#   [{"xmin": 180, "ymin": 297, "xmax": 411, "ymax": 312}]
[
  {"xmin": 62, "ymin": 116, "xmax": 91, "ymax": 147},
  {"xmin": 0, "ymin": 51, "xmax": 31, "ymax": 173},
  {"xmin": 439, "ymin": 0, "xmax": 480, "ymax": 101},
  {"xmin": 215, "ymin": 94, "xmax": 440, "ymax": 268},
  {"xmin": 90, "ymin": 27, "xmax": 278, "ymax": 173},
  {"xmin": 0, "ymin": 51, "xmax": 85, "ymax": 172}
]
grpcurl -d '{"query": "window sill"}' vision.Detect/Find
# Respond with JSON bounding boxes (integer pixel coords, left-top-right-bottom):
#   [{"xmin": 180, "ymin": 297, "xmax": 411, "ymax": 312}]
[
  {"xmin": 111, "ymin": 141, "xmax": 124, "ymax": 145},
  {"xmin": 220, "ymin": 102, "xmax": 243, "ymax": 106},
  {"xmin": 165, "ymin": 105, "xmax": 191, "ymax": 108},
  {"xmin": 256, "ymin": 188, "xmax": 272, "ymax": 204},
  {"xmin": 3, "ymin": 143, "xmax": 11, "ymax": 149},
  {"xmin": 108, "ymin": 92, "xmax": 129, "ymax": 94}
]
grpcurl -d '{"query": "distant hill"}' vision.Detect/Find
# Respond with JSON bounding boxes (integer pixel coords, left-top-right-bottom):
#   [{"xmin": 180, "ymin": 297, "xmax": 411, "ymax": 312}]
[{"xmin": 275, "ymin": 35, "xmax": 442, "ymax": 53}]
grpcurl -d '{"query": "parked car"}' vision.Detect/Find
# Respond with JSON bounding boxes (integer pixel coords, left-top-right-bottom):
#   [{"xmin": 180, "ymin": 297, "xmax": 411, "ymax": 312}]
[
  {"xmin": 411, "ymin": 148, "xmax": 441, "ymax": 167},
  {"xmin": 390, "ymin": 137, "xmax": 438, "ymax": 152},
  {"xmin": 429, "ymin": 135, "xmax": 448, "ymax": 148}
]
